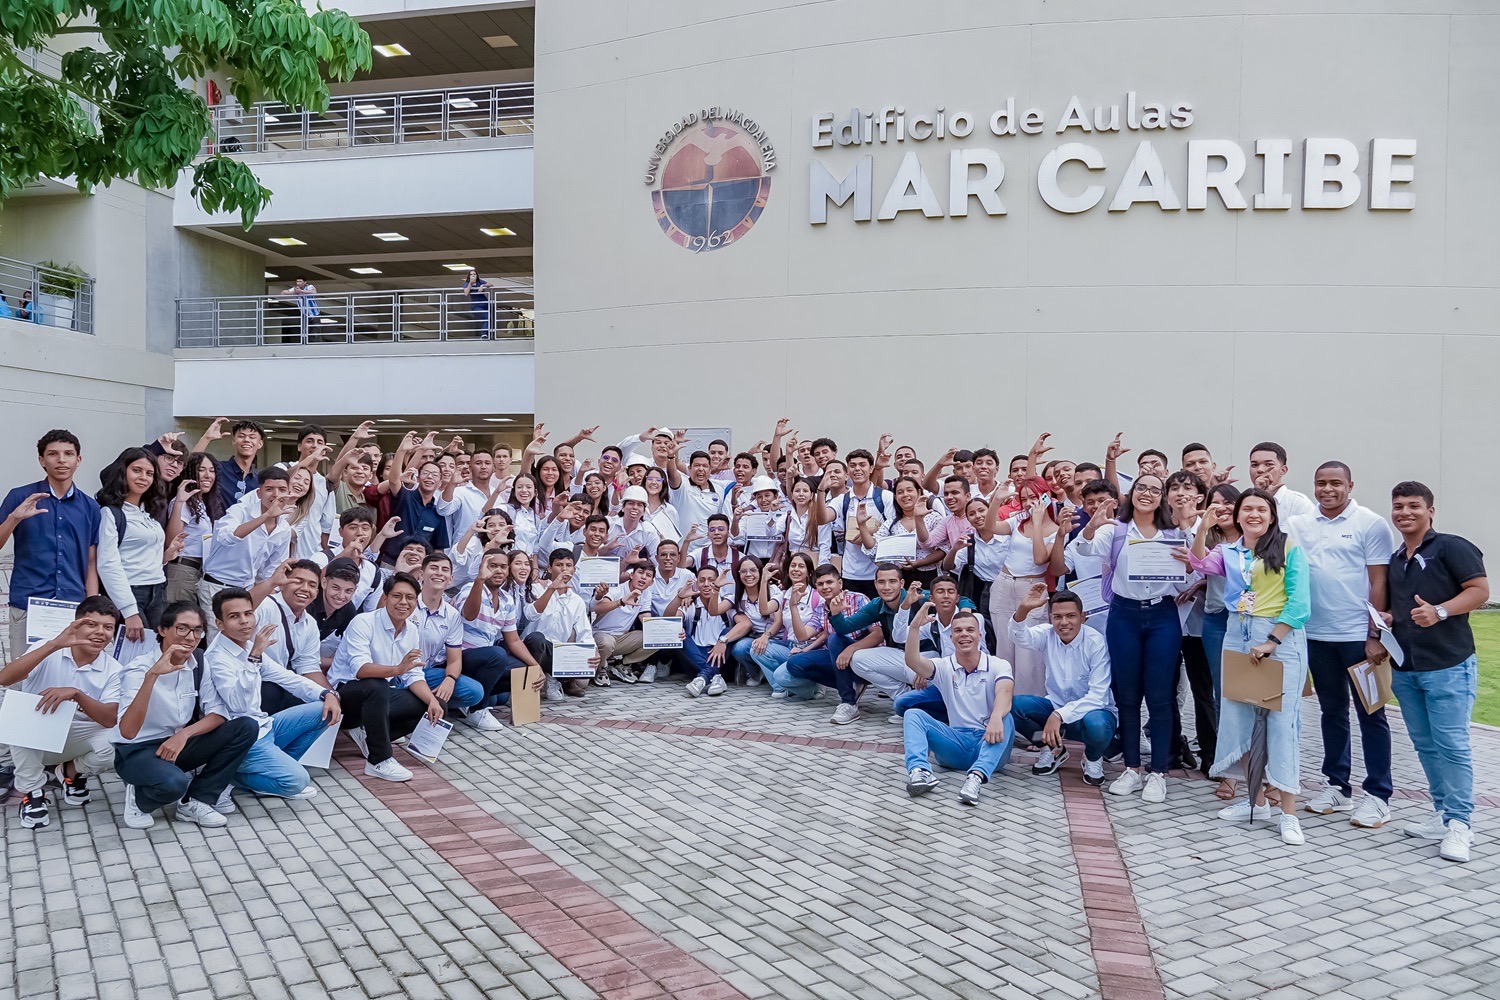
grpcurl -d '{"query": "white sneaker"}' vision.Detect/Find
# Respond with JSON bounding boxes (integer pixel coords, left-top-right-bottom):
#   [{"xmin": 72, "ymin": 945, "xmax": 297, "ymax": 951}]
[
  {"xmin": 1082, "ymin": 758, "xmax": 1105, "ymax": 786},
  {"xmin": 1440, "ymin": 820, "xmax": 1472, "ymax": 863},
  {"xmin": 288, "ymin": 784, "xmax": 319, "ymax": 801},
  {"xmin": 905, "ymin": 767, "xmax": 939, "ymax": 796},
  {"xmin": 1403, "ymin": 812, "xmax": 1449, "ymax": 840},
  {"xmin": 887, "ymin": 714, "xmax": 902, "ymax": 724},
  {"xmin": 769, "ymin": 690, "xmax": 789, "ymax": 700},
  {"xmin": 176, "ymin": 797, "xmax": 229, "ymax": 828},
  {"xmin": 214, "ymin": 785, "xmax": 237, "ymax": 815},
  {"xmin": 1279, "ymin": 813, "xmax": 1305, "ymax": 846},
  {"xmin": 1350, "ymin": 796, "xmax": 1391, "ymax": 829},
  {"xmin": 706, "ymin": 675, "xmax": 727, "ymax": 696},
  {"xmin": 122, "ymin": 785, "xmax": 154, "ymax": 829},
  {"xmin": 1305, "ymin": 785, "xmax": 1353, "ymax": 815},
  {"xmin": 685, "ymin": 676, "xmax": 707, "ymax": 698},
  {"xmin": 1218, "ymin": 799, "xmax": 1274, "ymax": 822},
  {"xmin": 1108, "ymin": 770, "xmax": 1143, "ymax": 796},
  {"xmin": 1141, "ymin": 772, "xmax": 1167, "ymax": 803},
  {"xmin": 544, "ymin": 679, "xmax": 565, "ymax": 701},
  {"xmin": 364, "ymin": 758, "xmax": 413, "ymax": 782},
  {"xmin": 1033, "ymin": 747, "xmax": 1070, "ymax": 776},
  {"xmin": 958, "ymin": 772, "xmax": 984, "ymax": 806},
  {"xmin": 459, "ymin": 708, "xmax": 504, "ymax": 731},
  {"xmin": 638, "ymin": 663, "xmax": 657, "ymax": 684},
  {"xmin": 347, "ymin": 726, "xmax": 369, "ymax": 760},
  {"xmin": 830, "ymin": 703, "xmax": 860, "ymax": 726}
]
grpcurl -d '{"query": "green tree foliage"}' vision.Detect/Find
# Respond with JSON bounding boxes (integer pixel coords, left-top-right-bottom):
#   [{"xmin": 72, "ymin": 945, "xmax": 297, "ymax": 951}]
[{"xmin": 0, "ymin": 0, "xmax": 372, "ymax": 226}]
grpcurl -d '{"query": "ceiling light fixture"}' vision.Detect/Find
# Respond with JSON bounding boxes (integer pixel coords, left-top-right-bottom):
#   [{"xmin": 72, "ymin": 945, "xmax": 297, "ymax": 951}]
[
  {"xmin": 480, "ymin": 227, "xmax": 514, "ymax": 237},
  {"xmin": 273, "ymin": 419, "xmax": 300, "ymax": 424},
  {"xmin": 269, "ymin": 237, "xmax": 306, "ymax": 246},
  {"xmin": 483, "ymin": 34, "xmax": 516, "ymax": 48},
  {"xmin": 349, "ymin": 267, "xmax": 382, "ymax": 275},
  {"xmin": 482, "ymin": 417, "xmax": 514, "ymax": 423},
  {"xmin": 372, "ymin": 232, "xmax": 407, "ymax": 242},
  {"xmin": 373, "ymin": 43, "xmax": 410, "ymax": 57},
  {"xmin": 264, "ymin": 271, "xmax": 278, "ymax": 279},
  {"xmin": 355, "ymin": 104, "xmax": 387, "ymax": 117},
  {"xmin": 448, "ymin": 97, "xmax": 478, "ymax": 110},
  {"xmin": 377, "ymin": 418, "xmax": 406, "ymax": 423},
  {"xmin": 442, "ymin": 263, "xmax": 473, "ymax": 271}
]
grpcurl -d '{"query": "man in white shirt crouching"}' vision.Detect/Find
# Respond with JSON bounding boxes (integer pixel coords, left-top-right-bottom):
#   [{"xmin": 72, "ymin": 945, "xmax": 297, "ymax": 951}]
[
  {"xmin": 1007, "ymin": 584, "xmax": 1118, "ymax": 787},
  {"xmin": 900, "ymin": 604, "xmax": 1014, "ymax": 807}
]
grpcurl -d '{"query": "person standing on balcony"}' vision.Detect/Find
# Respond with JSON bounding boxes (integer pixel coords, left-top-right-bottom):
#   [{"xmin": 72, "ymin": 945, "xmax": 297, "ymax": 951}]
[
  {"xmin": 462, "ymin": 270, "xmax": 491, "ymax": 340},
  {"xmin": 273, "ymin": 277, "xmax": 319, "ymax": 343},
  {"xmin": 194, "ymin": 418, "xmax": 266, "ymax": 509}
]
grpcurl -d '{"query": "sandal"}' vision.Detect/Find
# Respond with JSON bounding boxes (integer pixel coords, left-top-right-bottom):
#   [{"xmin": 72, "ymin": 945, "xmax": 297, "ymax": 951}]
[{"xmin": 1215, "ymin": 778, "xmax": 1238, "ymax": 801}]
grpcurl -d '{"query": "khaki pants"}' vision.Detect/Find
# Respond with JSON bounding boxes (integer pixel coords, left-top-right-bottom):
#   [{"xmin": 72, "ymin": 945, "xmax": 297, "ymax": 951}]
[
  {"xmin": 12, "ymin": 717, "xmax": 115, "ymax": 795},
  {"xmin": 7, "ymin": 608, "xmax": 27, "ymax": 664},
  {"xmin": 595, "ymin": 631, "xmax": 650, "ymax": 665},
  {"xmin": 989, "ymin": 574, "xmax": 1047, "ymax": 697},
  {"xmin": 198, "ymin": 577, "xmax": 231, "ymax": 641}
]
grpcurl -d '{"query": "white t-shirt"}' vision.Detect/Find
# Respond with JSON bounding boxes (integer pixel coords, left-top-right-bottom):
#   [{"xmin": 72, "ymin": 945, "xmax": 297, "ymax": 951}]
[
  {"xmin": 594, "ymin": 583, "xmax": 648, "ymax": 636},
  {"xmin": 1292, "ymin": 501, "xmax": 1398, "ymax": 642},
  {"xmin": 1000, "ymin": 514, "xmax": 1055, "ymax": 577}
]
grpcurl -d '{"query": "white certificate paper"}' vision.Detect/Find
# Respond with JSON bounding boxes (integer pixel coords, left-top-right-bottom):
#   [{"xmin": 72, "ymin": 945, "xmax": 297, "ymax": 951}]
[
  {"xmin": 574, "ymin": 557, "xmax": 620, "ymax": 587},
  {"xmin": 405, "ymin": 716, "xmax": 453, "ymax": 763},
  {"xmin": 26, "ymin": 598, "xmax": 78, "ymax": 645},
  {"xmin": 1068, "ymin": 577, "xmax": 1107, "ymax": 614},
  {"xmin": 874, "ymin": 534, "xmax": 917, "ymax": 563},
  {"xmin": 740, "ymin": 513, "xmax": 773, "ymax": 539},
  {"xmin": 0, "ymin": 690, "xmax": 77, "ymax": 753},
  {"xmin": 642, "ymin": 616, "xmax": 684, "ymax": 650},
  {"xmin": 551, "ymin": 642, "xmax": 597, "ymax": 678},
  {"xmin": 1124, "ymin": 538, "xmax": 1188, "ymax": 583},
  {"xmin": 299, "ymin": 722, "xmax": 339, "ymax": 769}
]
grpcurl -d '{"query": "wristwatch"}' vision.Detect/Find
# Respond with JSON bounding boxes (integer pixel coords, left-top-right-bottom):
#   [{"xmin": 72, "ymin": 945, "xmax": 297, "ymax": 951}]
[
  {"xmin": 319, "ymin": 689, "xmax": 336, "ymax": 702},
  {"xmin": 1436, "ymin": 605, "xmax": 1450, "ymax": 621}
]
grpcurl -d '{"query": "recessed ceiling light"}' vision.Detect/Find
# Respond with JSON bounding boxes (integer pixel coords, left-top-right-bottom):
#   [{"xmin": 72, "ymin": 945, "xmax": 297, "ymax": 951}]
[
  {"xmin": 483, "ymin": 34, "xmax": 517, "ymax": 48},
  {"xmin": 264, "ymin": 271, "xmax": 278, "ymax": 279},
  {"xmin": 443, "ymin": 428, "xmax": 475, "ymax": 433},
  {"xmin": 373, "ymin": 43, "xmax": 410, "ymax": 57},
  {"xmin": 482, "ymin": 417, "xmax": 513, "ymax": 423},
  {"xmin": 262, "ymin": 113, "xmax": 280, "ymax": 124},
  {"xmin": 372, "ymin": 232, "xmax": 407, "ymax": 242},
  {"xmin": 443, "ymin": 263, "xmax": 474, "ymax": 271},
  {"xmin": 272, "ymin": 419, "xmax": 300, "ymax": 424},
  {"xmin": 377, "ymin": 418, "xmax": 405, "ymax": 423},
  {"xmin": 480, "ymin": 227, "xmax": 514, "ymax": 237},
  {"xmin": 269, "ymin": 236, "xmax": 305, "ymax": 246},
  {"xmin": 448, "ymin": 97, "xmax": 477, "ymax": 110},
  {"xmin": 355, "ymin": 104, "xmax": 386, "ymax": 117},
  {"xmin": 318, "ymin": 318, "xmax": 337, "ymax": 324},
  {"xmin": 350, "ymin": 267, "xmax": 382, "ymax": 275}
]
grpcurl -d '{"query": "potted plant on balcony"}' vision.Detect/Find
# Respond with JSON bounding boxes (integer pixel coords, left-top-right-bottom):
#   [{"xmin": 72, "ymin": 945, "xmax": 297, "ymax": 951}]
[{"xmin": 36, "ymin": 260, "xmax": 87, "ymax": 330}]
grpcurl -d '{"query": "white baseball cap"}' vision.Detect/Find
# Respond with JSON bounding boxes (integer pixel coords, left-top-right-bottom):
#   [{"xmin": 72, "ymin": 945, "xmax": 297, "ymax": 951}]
[
  {"xmin": 652, "ymin": 427, "xmax": 675, "ymax": 439},
  {"xmin": 749, "ymin": 475, "xmax": 780, "ymax": 495},
  {"xmin": 625, "ymin": 453, "xmax": 652, "ymax": 469},
  {"xmin": 621, "ymin": 485, "xmax": 648, "ymax": 504}
]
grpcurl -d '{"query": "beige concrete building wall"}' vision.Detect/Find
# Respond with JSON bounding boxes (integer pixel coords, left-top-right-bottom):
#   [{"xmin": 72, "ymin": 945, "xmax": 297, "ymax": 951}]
[{"xmin": 534, "ymin": 2, "xmax": 1500, "ymax": 553}]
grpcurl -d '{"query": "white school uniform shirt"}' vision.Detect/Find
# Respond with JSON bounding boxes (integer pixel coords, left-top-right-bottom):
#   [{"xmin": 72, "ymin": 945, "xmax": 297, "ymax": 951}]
[
  {"xmin": 1007, "ymin": 620, "xmax": 1116, "ymax": 723},
  {"xmin": 503, "ymin": 503, "xmax": 544, "ymax": 554},
  {"xmin": 734, "ymin": 509, "xmax": 789, "ymax": 562},
  {"xmin": 96, "ymin": 503, "xmax": 166, "ymax": 617},
  {"xmin": 204, "ymin": 495, "xmax": 291, "ymax": 589},
  {"xmin": 328, "ymin": 608, "xmax": 423, "ymax": 688},
  {"xmin": 1292, "ymin": 501, "xmax": 1398, "ymax": 642},
  {"xmin": 647, "ymin": 567, "xmax": 696, "ymax": 616},
  {"xmin": 16, "ymin": 646, "xmax": 125, "ymax": 707},
  {"xmin": 682, "ymin": 593, "xmax": 729, "ymax": 646},
  {"xmin": 891, "ymin": 607, "xmax": 989, "ymax": 655},
  {"xmin": 436, "ymin": 481, "xmax": 491, "ymax": 544},
  {"xmin": 254, "ymin": 594, "xmax": 322, "ymax": 679},
  {"xmin": 1273, "ymin": 485, "xmax": 1317, "ymax": 532},
  {"xmin": 831, "ymin": 485, "xmax": 894, "ymax": 581},
  {"xmin": 644, "ymin": 502, "xmax": 682, "ymax": 545},
  {"xmin": 171, "ymin": 498, "xmax": 215, "ymax": 560},
  {"xmin": 1073, "ymin": 521, "xmax": 1187, "ymax": 601},
  {"xmin": 867, "ymin": 509, "xmax": 946, "ymax": 564},
  {"xmin": 720, "ymin": 583, "xmax": 782, "ymax": 636},
  {"xmin": 200, "ymin": 634, "xmax": 279, "ymax": 738},
  {"xmin": 953, "ymin": 532, "xmax": 1011, "ymax": 583},
  {"xmin": 926, "ymin": 653, "xmax": 1012, "ymax": 731},
  {"xmin": 524, "ymin": 588, "xmax": 595, "ymax": 645},
  {"xmin": 785, "ymin": 506, "xmax": 834, "ymax": 564},
  {"xmin": 669, "ymin": 479, "xmax": 722, "ymax": 545},
  {"xmin": 115, "ymin": 652, "xmax": 198, "ymax": 744},
  {"xmin": 779, "ymin": 586, "xmax": 823, "ymax": 650},
  {"xmin": 605, "ymin": 516, "xmax": 661, "ymax": 560},
  {"xmin": 288, "ymin": 511, "xmax": 326, "ymax": 564},
  {"xmin": 413, "ymin": 597, "xmax": 465, "ymax": 669},
  {"xmin": 594, "ymin": 583, "xmax": 648, "ymax": 636}
]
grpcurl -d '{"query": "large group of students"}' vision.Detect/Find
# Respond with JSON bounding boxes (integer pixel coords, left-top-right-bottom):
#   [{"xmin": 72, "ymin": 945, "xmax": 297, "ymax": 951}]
[{"xmin": 0, "ymin": 418, "xmax": 1486, "ymax": 863}]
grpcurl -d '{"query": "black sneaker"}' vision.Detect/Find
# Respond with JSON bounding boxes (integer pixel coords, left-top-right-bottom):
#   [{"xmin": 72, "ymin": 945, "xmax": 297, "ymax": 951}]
[
  {"xmin": 1031, "ymin": 746, "xmax": 1070, "ymax": 776},
  {"xmin": 60, "ymin": 772, "xmax": 90, "ymax": 806},
  {"xmin": 0, "ymin": 766, "xmax": 14, "ymax": 804},
  {"xmin": 19, "ymin": 790, "xmax": 50, "ymax": 829}
]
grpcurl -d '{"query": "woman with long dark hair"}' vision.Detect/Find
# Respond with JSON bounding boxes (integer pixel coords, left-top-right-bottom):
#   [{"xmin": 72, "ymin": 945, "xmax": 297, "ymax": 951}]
[
  {"xmin": 504, "ymin": 473, "xmax": 544, "ymax": 553},
  {"xmin": 1074, "ymin": 472, "xmax": 1186, "ymax": 803},
  {"xmin": 164, "ymin": 451, "xmax": 226, "ymax": 616},
  {"xmin": 96, "ymin": 446, "xmax": 174, "ymax": 640},
  {"xmin": 531, "ymin": 455, "xmax": 566, "ymax": 519},
  {"xmin": 864, "ymin": 475, "xmax": 946, "ymax": 588},
  {"xmin": 1181, "ymin": 487, "xmax": 1311, "ymax": 846},
  {"xmin": 1199, "ymin": 481, "xmax": 1242, "ymax": 800}
]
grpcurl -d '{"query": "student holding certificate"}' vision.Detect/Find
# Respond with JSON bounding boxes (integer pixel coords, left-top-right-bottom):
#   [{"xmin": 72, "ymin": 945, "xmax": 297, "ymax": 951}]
[
  {"xmin": 864, "ymin": 477, "xmax": 946, "ymax": 588},
  {"xmin": 1180, "ymin": 488, "xmax": 1312, "ymax": 846}
]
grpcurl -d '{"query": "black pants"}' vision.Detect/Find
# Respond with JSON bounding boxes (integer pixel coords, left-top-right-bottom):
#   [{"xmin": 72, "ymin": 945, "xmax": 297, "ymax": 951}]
[
  {"xmin": 1180, "ymin": 636, "xmax": 1218, "ymax": 768},
  {"xmin": 260, "ymin": 683, "xmax": 305, "ymax": 716},
  {"xmin": 113, "ymin": 716, "xmax": 259, "ymax": 813},
  {"xmin": 462, "ymin": 645, "xmax": 526, "ymax": 707},
  {"xmin": 130, "ymin": 583, "xmax": 168, "ymax": 629},
  {"xmin": 337, "ymin": 679, "xmax": 439, "ymax": 765}
]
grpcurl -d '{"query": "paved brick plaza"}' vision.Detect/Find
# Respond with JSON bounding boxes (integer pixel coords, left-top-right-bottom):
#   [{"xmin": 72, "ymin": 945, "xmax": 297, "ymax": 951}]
[{"xmin": 2, "ymin": 681, "xmax": 1497, "ymax": 1000}]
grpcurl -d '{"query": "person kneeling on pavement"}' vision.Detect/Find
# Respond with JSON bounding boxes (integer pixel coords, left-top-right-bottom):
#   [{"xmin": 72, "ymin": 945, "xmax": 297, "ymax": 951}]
[
  {"xmin": 1, "ymin": 596, "xmax": 125, "ymax": 830},
  {"xmin": 114, "ymin": 602, "xmax": 259, "ymax": 829},
  {"xmin": 1007, "ymin": 584, "xmax": 1118, "ymax": 787},
  {"xmin": 901, "ymin": 604, "xmax": 1015, "ymax": 806}
]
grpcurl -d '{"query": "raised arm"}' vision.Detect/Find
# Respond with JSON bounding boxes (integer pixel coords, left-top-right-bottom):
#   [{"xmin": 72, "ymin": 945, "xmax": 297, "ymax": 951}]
[{"xmin": 903, "ymin": 602, "xmax": 938, "ymax": 682}]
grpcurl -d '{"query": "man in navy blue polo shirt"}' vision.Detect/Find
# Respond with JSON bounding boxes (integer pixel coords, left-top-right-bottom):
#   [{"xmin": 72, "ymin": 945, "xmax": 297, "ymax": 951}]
[
  {"xmin": 1384, "ymin": 481, "xmax": 1488, "ymax": 864},
  {"xmin": 394, "ymin": 459, "xmax": 450, "ymax": 555},
  {"xmin": 194, "ymin": 417, "xmax": 266, "ymax": 509},
  {"xmin": 0, "ymin": 429, "xmax": 101, "ymax": 801}
]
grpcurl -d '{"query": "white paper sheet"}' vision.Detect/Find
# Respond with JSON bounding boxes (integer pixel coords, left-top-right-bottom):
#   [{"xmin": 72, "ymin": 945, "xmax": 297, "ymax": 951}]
[
  {"xmin": 642, "ymin": 616, "xmax": 684, "ymax": 649},
  {"xmin": 404, "ymin": 716, "xmax": 453, "ymax": 763},
  {"xmin": 26, "ymin": 598, "xmax": 77, "ymax": 645},
  {"xmin": 0, "ymin": 689, "xmax": 77, "ymax": 753},
  {"xmin": 874, "ymin": 534, "xmax": 917, "ymax": 563},
  {"xmin": 740, "ymin": 513, "xmax": 773, "ymax": 540},
  {"xmin": 1067, "ymin": 577, "xmax": 1107, "ymax": 614},
  {"xmin": 574, "ymin": 557, "xmax": 620, "ymax": 587},
  {"xmin": 551, "ymin": 642, "xmax": 597, "ymax": 678},
  {"xmin": 298, "ymin": 721, "xmax": 339, "ymax": 769},
  {"xmin": 1124, "ymin": 537, "xmax": 1188, "ymax": 583}
]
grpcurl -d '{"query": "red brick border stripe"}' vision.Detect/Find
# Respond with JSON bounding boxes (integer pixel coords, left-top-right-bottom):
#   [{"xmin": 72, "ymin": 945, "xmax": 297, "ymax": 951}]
[
  {"xmin": 1058, "ymin": 760, "xmax": 1167, "ymax": 1000},
  {"xmin": 334, "ymin": 740, "xmax": 748, "ymax": 1000}
]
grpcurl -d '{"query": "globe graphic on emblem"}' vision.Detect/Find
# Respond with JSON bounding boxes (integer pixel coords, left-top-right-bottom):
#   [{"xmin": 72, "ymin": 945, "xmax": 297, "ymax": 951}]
[{"xmin": 652, "ymin": 123, "xmax": 771, "ymax": 252}]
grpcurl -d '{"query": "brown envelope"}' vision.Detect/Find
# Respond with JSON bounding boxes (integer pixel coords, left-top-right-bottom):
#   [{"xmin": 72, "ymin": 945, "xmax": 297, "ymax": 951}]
[
  {"xmin": 1223, "ymin": 650, "xmax": 1284, "ymax": 711},
  {"xmin": 1347, "ymin": 659, "xmax": 1393, "ymax": 714},
  {"xmin": 510, "ymin": 664, "xmax": 542, "ymax": 726}
]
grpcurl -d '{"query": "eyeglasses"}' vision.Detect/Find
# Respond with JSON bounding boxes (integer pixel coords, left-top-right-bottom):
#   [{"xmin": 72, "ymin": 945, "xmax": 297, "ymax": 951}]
[
  {"xmin": 1135, "ymin": 486, "xmax": 1164, "ymax": 497},
  {"xmin": 171, "ymin": 625, "xmax": 206, "ymax": 637}
]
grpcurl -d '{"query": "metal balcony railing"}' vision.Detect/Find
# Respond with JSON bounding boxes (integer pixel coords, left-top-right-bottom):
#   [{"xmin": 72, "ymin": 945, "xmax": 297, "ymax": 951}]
[
  {"xmin": 0, "ymin": 256, "xmax": 96, "ymax": 335},
  {"xmin": 203, "ymin": 83, "xmax": 536, "ymax": 156},
  {"xmin": 176, "ymin": 287, "xmax": 535, "ymax": 348}
]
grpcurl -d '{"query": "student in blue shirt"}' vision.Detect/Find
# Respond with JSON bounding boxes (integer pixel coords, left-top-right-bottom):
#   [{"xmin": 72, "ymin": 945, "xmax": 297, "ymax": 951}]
[{"xmin": 193, "ymin": 418, "xmax": 267, "ymax": 509}]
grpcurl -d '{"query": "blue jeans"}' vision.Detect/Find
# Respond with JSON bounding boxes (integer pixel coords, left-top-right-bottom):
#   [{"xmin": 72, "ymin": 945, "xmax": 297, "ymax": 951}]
[
  {"xmin": 1106, "ymin": 597, "xmax": 1182, "ymax": 773},
  {"xmin": 1307, "ymin": 639, "xmax": 1393, "ymax": 801},
  {"xmin": 675, "ymin": 639, "xmax": 721, "ymax": 682},
  {"xmin": 735, "ymin": 638, "xmax": 792, "ymax": 691},
  {"xmin": 894, "ymin": 686, "xmax": 947, "ymax": 723},
  {"xmin": 463, "ymin": 644, "xmax": 527, "ymax": 708},
  {"xmin": 776, "ymin": 634, "xmax": 857, "ymax": 703},
  {"xmin": 1202, "ymin": 609, "xmax": 1229, "ymax": 704},
  {"xmin": 903, "ymin": 709, "xmax": 1013, "ymax": 781},
  {"xmin": 423, "ymin": 665, "xmax": 483, "ymax": 710},
  {"xmin": 1390, "ymin": 655, "xmax": 1476, "ymax": 825},
  {"xmin": 1010, "ymin": 695, "xmax": 1118, "ymax": 762},
  {"xmin": 233, "ymin": 703, "xmax": 331, "ymax": 798}
]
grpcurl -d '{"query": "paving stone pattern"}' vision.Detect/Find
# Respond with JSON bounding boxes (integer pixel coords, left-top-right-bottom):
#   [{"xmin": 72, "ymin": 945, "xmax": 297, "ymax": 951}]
[{"xmin": 2, "ymin": 671, "xmax": 1498, "ymax": 1000}]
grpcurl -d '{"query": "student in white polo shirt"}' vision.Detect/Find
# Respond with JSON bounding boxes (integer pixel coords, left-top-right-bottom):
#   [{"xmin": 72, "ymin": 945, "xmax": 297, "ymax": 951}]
[
  {"xmin": 413, "ymin": 553, "xmax": 491, "ymax": 725},
  {"xmin": 1, "ymin": 596, "xmax": 125, "ymax": 830},
  {"xmin": 592, "ymin": 560, "xmax": 656, "ymax": 684},
  {"xmin": 248, "ymin": 559, "xmax": 333, "ymax": 716},
  {"xmin": 831, "ymin": 449, "xmax": 893, "ymax": 598},
  {"xmin": 900, "ymin": 603, "xmax": 1015, "ymax": 807},
  {"xmin": 1248, "ymin": 441, "xmax": 1315, "ymax": 524},
  {"xmin": 1006, "ymin": 584, "xmax": 1118, "ymax": 787},
  {"xmin": 666, "ymin": 450, "xmax": 722, "ymax": 555},
  {"xmin": 200, "ymin": 468, "xmax": 293, "ymax": 638},
  {"xmin": 1291, "ymin": 461, "xmax": 1399, "ymax": 828},
  {"xmin": 730, "ymin": 476, "xmax": 788, "ymax": 563}
]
